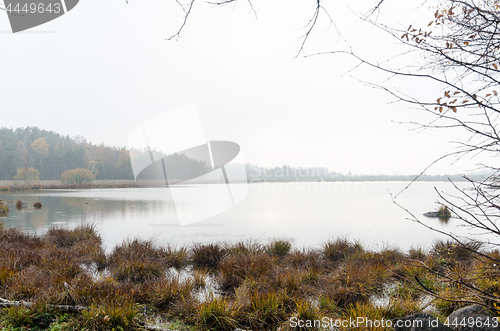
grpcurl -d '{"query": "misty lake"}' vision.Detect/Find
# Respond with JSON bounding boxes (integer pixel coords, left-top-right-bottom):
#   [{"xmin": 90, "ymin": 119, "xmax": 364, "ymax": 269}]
[{"xmin": 0, "ymin": 182, "xmax": 481, "ymax": 251}]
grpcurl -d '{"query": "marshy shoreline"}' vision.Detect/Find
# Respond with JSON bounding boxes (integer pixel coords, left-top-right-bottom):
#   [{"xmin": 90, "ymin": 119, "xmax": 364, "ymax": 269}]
[
  {"xmin": 0, "ymin": 222, "xmax": 498, "ymax": 330},
  {"xmin": 0, "ymin": 175, "xmax": 476, "ymax": 192},
  {"xmin": 0, "ymin": 180, "xmax": 141, "ymax": 191}
]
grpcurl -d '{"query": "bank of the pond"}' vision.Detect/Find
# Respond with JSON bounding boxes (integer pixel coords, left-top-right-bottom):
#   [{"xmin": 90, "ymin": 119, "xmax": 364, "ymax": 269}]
[
  {"xmin": 0, "ymin": 180, "xmax": 140, "ymax": 191},
  {"xmin": 0, "ymin": 223, "xmax": 498, "ymax": 331}
]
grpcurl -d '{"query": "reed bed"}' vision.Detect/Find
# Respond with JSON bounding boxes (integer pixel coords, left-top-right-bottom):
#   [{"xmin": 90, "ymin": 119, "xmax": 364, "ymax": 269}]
[
  {"xmin": 0, "ymin": 180, "xmax": 140, "ymax": 191},
  {"xmin": 0, "ymin": 223, "xmax": 498, "ymax": 330}
]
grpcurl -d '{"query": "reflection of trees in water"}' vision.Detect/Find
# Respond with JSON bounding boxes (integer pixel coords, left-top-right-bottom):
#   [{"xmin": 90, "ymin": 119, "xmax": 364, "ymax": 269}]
[
  {"xmin": 59, "ymin": 197, "xmax": 176, "ymax": 226},
  {"xmin": 437, "ymin": 217, "xmax": 450, "ymax": 225},
  {"xmin": 1, "ymin": 192, "xmax": 176, "ymax": 231},
  {"xmin": 31, "ymin": 208, "xmax": 49, "ymax": 228}
]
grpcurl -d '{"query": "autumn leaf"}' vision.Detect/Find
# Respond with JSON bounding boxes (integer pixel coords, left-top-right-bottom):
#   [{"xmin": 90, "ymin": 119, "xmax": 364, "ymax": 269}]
[
  {"xmin": 494, "ymin": 90, "xmax": 498, "ymax": 96},
  {"xmin": 486, "ymin": 94, "xmax": 492, "ymax": 97},
  {"xmin": 444, "ymin": 91, "xmax": 451, "ymax": 97},
  {"xmin": 494, "ymin": 64, "xmax": 498, "ymax": 70}
]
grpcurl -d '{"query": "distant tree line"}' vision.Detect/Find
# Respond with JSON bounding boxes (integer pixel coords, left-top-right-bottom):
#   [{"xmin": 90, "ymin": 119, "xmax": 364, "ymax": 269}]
[
  {"xmin": 0, "ymin": 127, "xmax": 474, "ymax": 182},
  {"xmin": 0, "ymin": 127, "xmax": 133, "ymax": 181},
  {"xmin": 245, "ymin": 164, "xmax": 337, "ymax": 180}
]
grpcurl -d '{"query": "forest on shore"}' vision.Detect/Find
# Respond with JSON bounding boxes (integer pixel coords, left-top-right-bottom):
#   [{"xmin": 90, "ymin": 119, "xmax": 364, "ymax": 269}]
[
  {"xmin": 0, "ymin": 127, "xmax": 133, "ymax": 181},
  {"xmin": 0, "ymin": 127, "xmax": 475, "ymax": 183},
  {"xmin": 0, "ymin": 127, "xmax": 338, "ymax": 182}
]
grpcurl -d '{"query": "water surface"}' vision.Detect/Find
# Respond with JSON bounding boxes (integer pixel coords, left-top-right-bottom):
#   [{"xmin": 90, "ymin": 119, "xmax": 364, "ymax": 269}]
[{"xmin": 0, "ymin": 182, "xmax": 479, "ymax": 251}]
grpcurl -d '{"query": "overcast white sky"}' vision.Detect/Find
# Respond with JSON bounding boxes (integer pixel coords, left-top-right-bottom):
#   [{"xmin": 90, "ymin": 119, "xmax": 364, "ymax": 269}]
[{"xmin": 0, "ymin": 0, "xmax": 486, "ymax": 175}]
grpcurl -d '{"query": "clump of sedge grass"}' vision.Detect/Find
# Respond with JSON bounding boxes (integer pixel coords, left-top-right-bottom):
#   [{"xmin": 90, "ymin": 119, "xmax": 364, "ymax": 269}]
[
  {"xmin": 218, "ymin": 253, "xmax": 274, "ymax": 291},
  {"xmin": 431, "ymin": 239, "xmax": 482, "ymax": 264},
  {"xmin": 225, "ymin": 240, "xmax": 264, "ymax": 256},
  {"xmin": 0, "ymin": 302, "xmax": 55, "ymax": 329},
  {"xmin": 69, "ymin": 275, "xmax": 134, "ymax": 307},
  {"xmin": 323, "ymin": 237, "xmax": 363, "ymax": 262},
  {"xmin": 111, "ymin": 260, "xmax": 164, "ymax": 283},
  {"xmin": 407, "ymin": 246, "xmax": 427, "ymax": 261},
  {"xmin": 279, "ymin": 299, "xmax": 323, "ymax": 331},
  {"xmin": 267, "ymin": 239, "xmax": 293, "ymax": 257},
  {"xmin": 0, "ymin": 204, "xmax": 8, "ymax": 215},
  {"xmin": 16, "ymin": 199, "xmax": 30, "ymax": 209},
  {"xmin": 1, "ymin": 305, "xmax": 34, "ymax": 327},
  {"xmin": 192, "ymin": 268, "xmax": 208, "ymax": 289},
  {"xmin": 191, "ymin": 243, "xmax": 226, "ymax": 269},
  {"xmin": 0, "ymin": 266, "xmax": 15, "ymax": 286},
  {"xmin": 46, "ymin": 224, "xmax": 101, "ymax": 248},
  {"xmin": 342, "ymin": 302, "xmax": 393, "ymax": 330},
  {"xmin": 164, "ymin": 245, "xmax": 189, "ymax": 269},
  {"xmin": 321, "ymin": 259, "xmax": 388, "ymax": 307},
  {"xmin": 318, "ymin": 295, "xmax": 339, "ymax": 314},
  {"xmin": 108, "ymin": 239, "xmax": 166, "ymax": 283},
  {"xmin": 271, "ymin": 269, "xmax": 309, "ymax": 297},
  {"xmin": 46, "ymin": 224, "xmax": 106, "ymax": 269},
  {"xmin": 142, "ymin": 277, "xmax": 193, "ymax": 310},
  {"xmin": 282, "ymin": 250, "xmax": 325, "ymax": 271},
  {"xmin": 77, "ymin": 301, "xmax": 138, "ymax": 330},
  {"xmin": 437, "ymin": 205, "xmax": 451, "ymax": 219},
  {"xmin": 190, "ymin": 296, "xmax": 239, "ymax": 331},
  {"xmin": 382, "ymin": 294, "xmax": 425, "ymax": 319},
  {"xmin": 244, "ymin": 291, "xmax": 284, "ymax": 329}
]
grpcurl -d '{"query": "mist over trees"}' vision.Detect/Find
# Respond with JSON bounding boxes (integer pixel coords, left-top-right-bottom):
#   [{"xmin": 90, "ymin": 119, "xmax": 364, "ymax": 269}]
[
  {"xmin": 0, "ymin": 127, "xmax": 345, "ymax": 182},
  {"xmin": 246, "ymin": 164, "xmax": 336, "ymax": 180},
  {"xmin": 0, "ymin": 127, "xmax": 476, "ymax": 183},
  {"xmin": 0, "ymin": 127, "xmax": 133, "ymax": 181}
]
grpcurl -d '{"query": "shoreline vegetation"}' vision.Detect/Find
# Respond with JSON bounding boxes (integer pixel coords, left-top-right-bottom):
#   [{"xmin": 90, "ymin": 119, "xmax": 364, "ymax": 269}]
[
  {"xmin": 0, "ymin": 174, "xmax": 486, "ymax": 192},
  {"xmin": 0, "ymin": 180, "xmax": 141, "ymax": 191},
  {"xmin": 0, "ymin": 223, "xmax": 498, "ymax": 330}
]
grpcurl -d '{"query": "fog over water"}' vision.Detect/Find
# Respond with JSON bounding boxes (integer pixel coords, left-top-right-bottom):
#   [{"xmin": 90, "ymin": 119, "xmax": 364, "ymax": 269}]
[{"xmin": 0, "ymin": 181, "xmax": 486, "ymax": 251}]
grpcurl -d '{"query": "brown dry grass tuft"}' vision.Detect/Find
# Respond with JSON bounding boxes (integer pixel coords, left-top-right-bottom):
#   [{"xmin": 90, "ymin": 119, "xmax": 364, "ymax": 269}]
[
  {"xmin": 323, "ymin": 237, "xmax": 364, "ymax": 262},
  {"xmin": 191, "ymin": 243, "xmax": 226, "ymax": 269},
  {"xmin": 108, "ymin": 239, "xmax": 167, "ymax": 283}
]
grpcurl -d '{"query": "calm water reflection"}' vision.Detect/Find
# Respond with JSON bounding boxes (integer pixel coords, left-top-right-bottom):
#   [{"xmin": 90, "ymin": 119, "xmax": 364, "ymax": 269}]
[{"xmin": 0, "ymin": 182, "xmax": 483, "ymax": 251}]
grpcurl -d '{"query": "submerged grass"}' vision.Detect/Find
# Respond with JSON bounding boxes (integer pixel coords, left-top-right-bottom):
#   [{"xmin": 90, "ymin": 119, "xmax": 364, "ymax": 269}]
[{"xmin": 0, "ymin": 224, "xmax": 498, "ymax": 330}]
